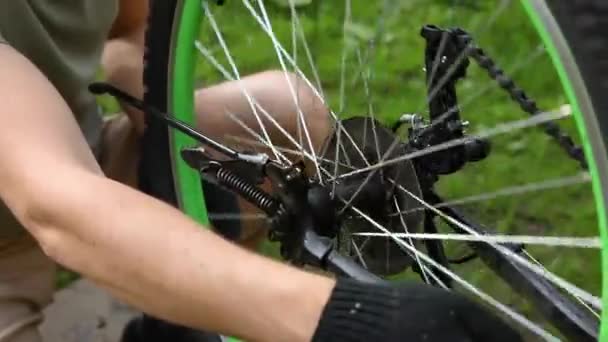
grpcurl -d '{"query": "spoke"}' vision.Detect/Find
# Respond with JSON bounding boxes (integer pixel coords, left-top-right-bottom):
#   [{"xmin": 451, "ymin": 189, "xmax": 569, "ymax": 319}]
[
  {"xmin": 225, "ymin": 129, "xmax": 338, "ymax": 180},
  {"xmin": 194, "ymin": 40, "xmax": 320, "ymax": 167},
  {"xmin": 288, "ymin": 0, "xmax": 304, "ymax": 154},
  {"xmin": 224, "ymin": 134, "xmax": 354, "ymax": 171},
  {"xmin": 424, "ymin": 43, "xmax": 546, "ymax": 133},
  {"xmin": 233, "ymin": 2, "xmax": 325, "ymax": 104},
  {"xmin": 481, "ymin": 0, "xmax": 513, "ymax": 33},
  {"xmin": 524, "ymin": 250, "xmax": 601, "ymax": 319},
  {"xmin": 337, "ymin": 107, "xmax": 570, "ymax": 215},
  {"xmin": 442, "ymin": 44, "xmax": 545, "ymax": 118},
  {"xmin": 392, "ymin": 172, "xmax": 591, "ymax": 215},
  {"xmin": 347, "ymin": 197, "xmax": 448, "ymax": 288},
  {"xmin": 355, "ymin": 49, "xmax": 382, "ymax": 164},
  {"xmin": 248, "ymin": 0, "xmax": 323, "ymax": 183},
  {"xmin": 197, "ymin": 8, "xmax": 323, "ymax": 170},
  {"xmin": 417, "ymin": 0, "xmax": 512, "ymax": 113},
  {"xmin": 354, "ymin": 232, "xmax": 601, "ymax": 249},
  {"xmin": 288, "ymin": 0, "xmax": 324, "ymax": 99},
  {"xmin": 193, "ymin": 42, "xmax": 293, "ymax": 162},
  {"xmin": 336, "ymin": 105, "xmax": 571, "ymax": 180},
  {"xmin": 227, "ymin": 93, "xmax": 315, "ymax": 166},
  {"xmin": 350, "ymin": 206, "xmax": 558, "ymax": 340},
  {"xmin": 237, "ymin": 0, "xmax": 371, "ymax": 168},
  {"xmin": 349, "ymin": 0, "xmax": 400, "ymax": 88},
  {"xmin": 419, "ymin": 42, "xmax": 473, "ymax": 114},
  {"xmin": 395, "ymin": 184, "xmax": 602, "ymax": 309},
  {"xmin": 338, "ymin": 0, "xmax": 352, "ymax": 114},
  {"xmin": 351, "ymin": 240, "xmax": 369, "ymax": 269},
  {"xmin": 337, "ymin": 0, "xmax": 516, "ymax": 211},
  {"xmin": 338, "ymin": 139, "xmax": 353, "ymax": 167},
  {"xmin": 393, "ymin": 198, "xmax": 431, "ymax": 285},
  {"xmin": 331, "ymin": 125, "xmax": 342, "ymax": 198},
  {"xmin": 197, "ymin": 1, "xmax": 600, "ymax": 335},
  {"xmin": 224, "ymin": 111, "xmax": 292, "ymax": 165},
  {"xmin": 195, "ymin": 41, "xmax": 234, "ymax": 80},
  {"xmin": 196, "ymin": 26, "xmax": 322, "ymax": 168},
  {"xmin": 449, "ymin": 0, "xmax": 458, "ymax": 26},
  {"xmin": 203, "ymin": 2, "xmax": 283, "ymax": 162},
  {"xmin": 427, "ymin": 31, "xmax": 451, "ymax": 92},
  {"xmin": 357, "ymin": 235, "xmax": 371, "ymax": 253}
]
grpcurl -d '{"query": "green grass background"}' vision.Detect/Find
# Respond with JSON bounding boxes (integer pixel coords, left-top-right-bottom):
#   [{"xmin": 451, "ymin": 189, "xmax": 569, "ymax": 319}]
[
  {"xmin": 192, "ymin": 0, "xmax": 601, "ymax": 336},
  {"xmin": 64, "ymin": 0, "xmax": 600, "ymax": 338}
]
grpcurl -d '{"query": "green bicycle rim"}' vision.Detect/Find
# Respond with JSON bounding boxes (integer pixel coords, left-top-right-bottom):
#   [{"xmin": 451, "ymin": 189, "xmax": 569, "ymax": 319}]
[
  {"xmin": 168, "ymin": 0, "xmax": 607, "ymax": 339},
  {"xmin": 170, "ymin": 0, "xmax": 209, "ymax": 225},
  {"xmin": 523, "ymin": 0, "xmax": 608, "ymax": 339},
  {"xmin": 170, "ymin": 0, "xmax": 240, "ymax": 341}
]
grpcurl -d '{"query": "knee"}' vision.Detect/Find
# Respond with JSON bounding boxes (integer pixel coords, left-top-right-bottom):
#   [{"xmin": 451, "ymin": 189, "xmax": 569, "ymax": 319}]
[
  {"xmin": 263, "ymin": 70, "xmax": 327, "ymax": 116},
  {"xmin": 262, "ymin": 70, "xmax": 330, "ymax": 140}
]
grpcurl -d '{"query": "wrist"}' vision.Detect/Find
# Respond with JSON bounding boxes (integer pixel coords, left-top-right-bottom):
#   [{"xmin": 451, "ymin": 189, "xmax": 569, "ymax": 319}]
[{"xmin": 233, "ymin": 260, "xmax": 335, "ymax": 342}]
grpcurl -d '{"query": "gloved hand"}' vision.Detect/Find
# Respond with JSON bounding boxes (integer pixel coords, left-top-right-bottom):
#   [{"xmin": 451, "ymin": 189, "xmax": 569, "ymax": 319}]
[{"xmin": 312, "ymin": 278, "xmax": 523, "ymax": 342}]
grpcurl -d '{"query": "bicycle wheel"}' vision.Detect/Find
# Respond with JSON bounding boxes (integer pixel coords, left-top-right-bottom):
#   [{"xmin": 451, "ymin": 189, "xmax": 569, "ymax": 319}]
[{"xmin": 142, "ymin": 0, "xmax": 608, "ymax": 340}]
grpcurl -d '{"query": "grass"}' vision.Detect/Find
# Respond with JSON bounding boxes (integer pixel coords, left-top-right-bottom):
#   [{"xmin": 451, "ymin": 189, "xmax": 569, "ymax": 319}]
[
  {"xmin": 194, "ymin": 0, "xmax": 601, "ymax": 336},
  {"xmin": 61, "ymin": 0, "xmax": 601, "ymax": 337}
]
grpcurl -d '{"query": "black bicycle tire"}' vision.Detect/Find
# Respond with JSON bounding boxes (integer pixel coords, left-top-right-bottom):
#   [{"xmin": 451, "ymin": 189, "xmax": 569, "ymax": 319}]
[
  {"xmin": 547, "ymin": 0, "xmax": 608, "ymax": 148},
  {"xmin": 140, "ymin": 0, "xmax": 179, "ymax": 205},
  {"xmin": 124, "ymin": 1, "xmax": 215, "ymax": 341}
]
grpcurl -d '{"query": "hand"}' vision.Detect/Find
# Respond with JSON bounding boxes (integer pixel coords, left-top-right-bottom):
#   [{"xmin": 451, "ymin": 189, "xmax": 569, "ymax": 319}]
[
  {"xmin": 313, "ymin": 279, "xmax": 523, "ymax": 342},
  {"xmin": 385, "ymin": 282, "xmax": 523, "ymax": 342}
]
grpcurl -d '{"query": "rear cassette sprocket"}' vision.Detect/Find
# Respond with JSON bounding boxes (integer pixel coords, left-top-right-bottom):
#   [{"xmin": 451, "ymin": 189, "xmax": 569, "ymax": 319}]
[{"xmin": 321, "ymin": 117, "xmax": 424, "ymax": 276}]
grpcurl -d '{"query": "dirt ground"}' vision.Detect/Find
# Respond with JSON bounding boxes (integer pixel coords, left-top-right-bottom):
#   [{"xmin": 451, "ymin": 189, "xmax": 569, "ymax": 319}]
[{"xmin": 40, "ymin": 280, "xmax": 138, "ymax": 342}]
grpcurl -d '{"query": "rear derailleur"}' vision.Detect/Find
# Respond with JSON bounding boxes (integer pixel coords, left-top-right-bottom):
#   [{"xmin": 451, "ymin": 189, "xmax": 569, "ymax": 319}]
[{"xmin": 181, "ymin": 146, "xmax": 385, "ymax": 282}]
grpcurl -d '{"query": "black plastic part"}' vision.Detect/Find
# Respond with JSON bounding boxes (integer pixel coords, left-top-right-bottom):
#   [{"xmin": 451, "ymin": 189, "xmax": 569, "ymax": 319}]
[
  {"xmin": 301, "ymin": 229, "xmax": 385, "ymax": 284},
  {"xmin": 464, "ymin": 138, "xmax": 491, "ymax": 162},
  {"xmin": 414, "ymin": 25, "xmax": 471, "ymax": 176},
  {"xmin": 307, "ymin": 184, "xmax": 338, "ymax": 238}
]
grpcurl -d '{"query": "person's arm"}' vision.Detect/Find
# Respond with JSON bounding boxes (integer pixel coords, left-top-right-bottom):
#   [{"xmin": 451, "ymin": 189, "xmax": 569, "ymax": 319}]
[
  {"xmin": 0, "ymin": 44, "xmax": 333, "ymax": 342},
  {"xmin": 108, "ymin": 0, "xmax": 148, "ymax": 43},
  {"xmin": 102, "ymin": 0, "xmax": 148, "ymax": 133}
]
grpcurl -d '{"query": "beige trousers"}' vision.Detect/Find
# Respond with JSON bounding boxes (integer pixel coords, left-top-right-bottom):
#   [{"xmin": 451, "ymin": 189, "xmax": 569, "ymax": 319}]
[{"xmin": 0, "ymin": 235, "xmax": 55, "ymax": 342}]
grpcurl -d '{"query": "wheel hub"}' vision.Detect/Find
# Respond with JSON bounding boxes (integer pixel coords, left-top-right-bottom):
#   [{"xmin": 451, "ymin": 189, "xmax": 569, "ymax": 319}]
[{"xmin": 320, "ymin": 117, "xmax": 424, "ymax": 275}]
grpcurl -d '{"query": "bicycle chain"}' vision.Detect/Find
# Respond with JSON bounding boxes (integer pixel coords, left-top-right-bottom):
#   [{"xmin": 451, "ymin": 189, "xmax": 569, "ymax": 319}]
[{"xmin": 461, "ymin": 36, "xmax": 588, "ymax": 170}]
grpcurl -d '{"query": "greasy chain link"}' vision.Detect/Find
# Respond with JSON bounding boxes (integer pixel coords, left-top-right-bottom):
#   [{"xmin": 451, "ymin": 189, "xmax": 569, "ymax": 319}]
[{"xmin": 457, "ymin": 34, "xmax": 588, "ymax": 170}]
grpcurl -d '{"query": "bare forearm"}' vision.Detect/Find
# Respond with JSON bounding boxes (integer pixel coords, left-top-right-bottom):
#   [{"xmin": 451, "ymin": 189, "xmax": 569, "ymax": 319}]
[
  {"xmin": 0, "ymin": 36, "xmax": 331, "ymax": 342},
  {"xmin": 26, "ymin": 171, "xmax": 332, "ymax": 341}
]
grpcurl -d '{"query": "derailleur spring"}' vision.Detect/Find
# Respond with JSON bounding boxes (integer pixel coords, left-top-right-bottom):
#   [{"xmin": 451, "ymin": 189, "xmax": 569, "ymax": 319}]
[
  {"xmin": 213, "ymin": 166, "xmax": 279, "ymax": 215},
  {"xmin": 208, "ymin": 165, "xmax": 291, "ymax": 239}
]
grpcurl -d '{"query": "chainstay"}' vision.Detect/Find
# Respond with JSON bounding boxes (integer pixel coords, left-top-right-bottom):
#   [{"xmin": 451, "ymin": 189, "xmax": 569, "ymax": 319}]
[{"xmin": 457, "ymin": 34, "xmax": 588, "ymax": 170}]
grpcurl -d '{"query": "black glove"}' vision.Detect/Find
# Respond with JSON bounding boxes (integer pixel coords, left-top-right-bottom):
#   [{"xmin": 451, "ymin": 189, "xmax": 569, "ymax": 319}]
[{"xmin": 313, "ymin": 278, "xmax": 523, "ymax": 342}]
